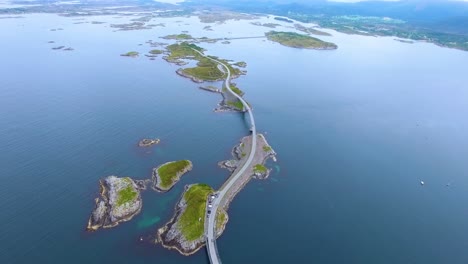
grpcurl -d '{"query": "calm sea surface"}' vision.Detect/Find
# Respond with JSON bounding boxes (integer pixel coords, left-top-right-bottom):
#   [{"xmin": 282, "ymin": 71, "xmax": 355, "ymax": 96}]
[{"xmin": 1, "ymin": 13, "xmax": 468, "ymax": 264}]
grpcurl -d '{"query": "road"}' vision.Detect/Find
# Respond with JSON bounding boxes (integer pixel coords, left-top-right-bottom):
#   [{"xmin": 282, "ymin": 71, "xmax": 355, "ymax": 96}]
[{"xmin": 192, "ymin": 49, "xmax": 257, "ymax": 264}]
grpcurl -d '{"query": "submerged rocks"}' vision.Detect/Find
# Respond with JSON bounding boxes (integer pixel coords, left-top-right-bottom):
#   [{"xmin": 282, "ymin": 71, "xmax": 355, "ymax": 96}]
[{"xmin": 87, "ymin": 176, "xmax": 144, "ymax": 231}]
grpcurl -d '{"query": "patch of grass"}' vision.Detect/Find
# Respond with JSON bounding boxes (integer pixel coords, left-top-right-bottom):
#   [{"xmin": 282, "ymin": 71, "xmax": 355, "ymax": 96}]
[
  {"xmin": 157, "ymin": 160, "xmax": 191, "ymax": 189},
  {"xmin": 227, "ymin": 100, "xmax": 244, "ymax": 111},
  {"xmin": 230, "ymin": 84, "xmax": 244, "ymax": 96},
  {"xmin": 166, "ymin": 42, "xmax": 204, "ymax": 61},
  {"xmin": 265, "ymin": 31, "xmax": 337, "ymax": 49},
  {"xmin": 178, "ymin": 184, "xmax": 213, "ymax": 241},
  {"xmin": 182, "ymin": 62, "xmax": 225, "ymax": 81},
  {"xmin": 216, "ymin": 211, "xmax": 227, "ymax": 232},
  {"xmin": 149, "ymin": 49, "xmax": 163, "ymax": 55},
  {"xmin": 116, "ymin": 178, "xmax": 138, "ymax": 206},
  {"xmin": 241, "ymin": 152, "xmax": 246, "ymax": 157},
  {"xmin": 263, "ymin": 145, "xmax": 272, "ymax": 152},
  {"xmin": 253, "ymin": 164, "xmax": 267, "ymax": 173}
]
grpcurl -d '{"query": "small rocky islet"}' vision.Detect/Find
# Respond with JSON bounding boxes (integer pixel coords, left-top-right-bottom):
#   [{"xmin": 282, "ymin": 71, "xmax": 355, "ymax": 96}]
[
  {"xmin": 138, "ymin": 138, "xmax": 160, "ymax": 147},
  {"xmin": 87, "ymin": 176, "xmax": 145, "ymax": 231}
]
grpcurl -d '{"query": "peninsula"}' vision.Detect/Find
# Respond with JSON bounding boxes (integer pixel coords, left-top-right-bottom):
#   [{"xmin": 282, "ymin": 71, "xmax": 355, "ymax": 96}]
[
  {"xmin": 162, "ymin": 42, "xmax": 248, "ymax": 112},
  {"xmin": 265, "ymin": 31, "xmax": 337, "ymax": 50},
  {"xmin": 87, "ymin": 176, "xmax": 144, "ymax": 231},
  {"xmin": 152, "ymin": 160, "xmax": 193, "ymax": 192}
]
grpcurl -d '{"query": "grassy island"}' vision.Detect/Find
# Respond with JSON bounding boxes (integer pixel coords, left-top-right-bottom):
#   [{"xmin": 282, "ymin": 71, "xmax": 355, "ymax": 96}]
[
  {"xmin": 121, "ymin": 51, "xmax": 139, "ymax": 57},
  {"xmin": 233, "ymin": 61, "xmax": 247, "ymax": 68},
  {"xmin": 153, "ymin": 160, "xmax": 193, "ymax": 191},
  {"xmin": 265, "ymin": 31, "xmax": 337, "ymax": 49},
  {"xmin": 178, "ymin": 184, "xmax": 213, "ymax": 241},
  {"xmin": 149, "ymin": 49, "xmax": 163, "ymax": 55}
]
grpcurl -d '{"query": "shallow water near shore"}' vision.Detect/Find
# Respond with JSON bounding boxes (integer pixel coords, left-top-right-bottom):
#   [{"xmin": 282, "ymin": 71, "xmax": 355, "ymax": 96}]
[{"xmin": 1, "ymin": 12, "xmax": 468, "ymax": 264}]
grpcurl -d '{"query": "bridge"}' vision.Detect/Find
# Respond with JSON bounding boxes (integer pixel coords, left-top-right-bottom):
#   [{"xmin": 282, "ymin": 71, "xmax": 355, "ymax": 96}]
[{"xmin": 192, "ymin": 48, "xmax": 257, "ymax": 264}]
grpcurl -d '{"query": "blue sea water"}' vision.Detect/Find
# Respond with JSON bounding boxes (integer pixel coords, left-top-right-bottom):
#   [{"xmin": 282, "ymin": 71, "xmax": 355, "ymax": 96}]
[{"xmin": 1, "ymin": 13, "xmax": 468, "ymax": 264}]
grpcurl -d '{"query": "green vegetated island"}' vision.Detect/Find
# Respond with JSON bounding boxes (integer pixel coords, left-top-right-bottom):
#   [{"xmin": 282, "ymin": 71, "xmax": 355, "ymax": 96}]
[
  {"xmin": 152, "ymin": 160, "xmax": 193, "ymax": 192},
  {"xmin": 266, "ymin": 31, "xmax": 337, "ymax": 50}
]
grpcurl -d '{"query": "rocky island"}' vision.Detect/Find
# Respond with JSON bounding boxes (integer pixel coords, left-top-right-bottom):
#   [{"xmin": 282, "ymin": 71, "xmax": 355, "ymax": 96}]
[
  {"xmin": 152, "ymin": 160, "xmax": 193, "ymax": 192},
  {"xmin": 266, "ymin": 31, "xmax": 337, "ymax": 50},
  {"xmin": 138, "ymin": 138, "xmax": 160, "ymax": 147},
  {"xmin": 87, "ymin": 176, "xmax": 143, "ymax": 231}
]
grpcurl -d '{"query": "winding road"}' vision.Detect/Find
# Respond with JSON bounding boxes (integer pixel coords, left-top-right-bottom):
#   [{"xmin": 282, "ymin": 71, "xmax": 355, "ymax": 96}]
[{"xmin": 192, "ymin": 48, "xmax": 257, "ymax": 264}]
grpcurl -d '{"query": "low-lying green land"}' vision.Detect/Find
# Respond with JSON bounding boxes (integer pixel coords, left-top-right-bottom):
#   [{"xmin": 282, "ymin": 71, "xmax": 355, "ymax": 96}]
[
  {"xmin": 165, "ymin": 42, "xmax": 243, "ymax": 81},
  {"xmin": 233, "ymin": 61, "xmax": 247, "ymax": 68},
  {"xmin": 263, "ymin": 145, "xmax": 272, "ymax": 152},
  {"xmin": 178, "ymin": 184, "xmax": 213, "ymax": 241},
  {"xmin": 116, "ymin": 178, "xmax": 138, "ymax": 206},
  {"xmin": 229, "ymin": 84, "xmax": 244, "ymax": 96},
  {"xmin": 157, "ymin": 160, "xmax": 192, "ymax": 189},
  {"xmin": 294, "ymin": 23, "xmax": 331, "ymax": 36},
  {"xmin": 165, "ymin": 41, "xmax": 203, "ymax": 63},
  {"xmin": 149, "ymin": 49, "xmax": 163, "ymax": 55},
  {"xmin": 216, "ymin": 210, "xmax": 227, "ymax": 232},
  {"xmin": 121, "ymin": 51, "xmax": 139, "ymax": 57},
  {"xmin": 163, "ymin": 33, "xmax": 193, "ymax": 40},
  {"xmin": 266, "ymin": 31, "xmax": 337, "ymax": 49},
  {"xmin": 227, "ymin": 100, "xmax": 244, "ymax": 111}
]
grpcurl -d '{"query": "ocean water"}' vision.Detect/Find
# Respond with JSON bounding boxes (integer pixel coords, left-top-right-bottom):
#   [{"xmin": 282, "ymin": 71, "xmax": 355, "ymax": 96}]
[{"xmin": 1, "ymin": 12, "xmax": 468, "ymax": 264}]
